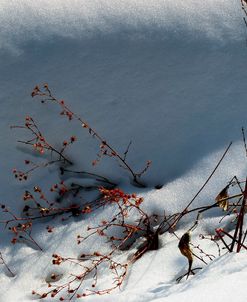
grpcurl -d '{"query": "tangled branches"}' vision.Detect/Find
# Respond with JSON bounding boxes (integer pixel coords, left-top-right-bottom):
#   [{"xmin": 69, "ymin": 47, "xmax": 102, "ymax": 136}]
[
  {"xmin": 31, "ymin": 84, "xmax": 151, "ymax": 187},
  {"xmin": 32, "ymin": 188, "xmax": 161, "ymax": 300}
]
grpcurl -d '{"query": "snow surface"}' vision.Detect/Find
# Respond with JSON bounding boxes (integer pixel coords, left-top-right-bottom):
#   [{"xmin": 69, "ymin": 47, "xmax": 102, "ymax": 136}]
[{"xmin": 0, "ymin": 1, "xmax": 247, "ymax": 301}]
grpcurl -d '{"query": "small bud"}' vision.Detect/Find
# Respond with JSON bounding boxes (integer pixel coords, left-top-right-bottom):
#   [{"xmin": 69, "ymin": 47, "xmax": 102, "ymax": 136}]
[{"xmin": 70, "ymin": 136, "xmax": 77, "ymax": 142}]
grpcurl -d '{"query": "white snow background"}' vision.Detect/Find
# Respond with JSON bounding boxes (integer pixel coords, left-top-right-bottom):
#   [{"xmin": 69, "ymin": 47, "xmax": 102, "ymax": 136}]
[{"xmin": 0, "ymin": 0, "xmax": 247, "ymax": 301}]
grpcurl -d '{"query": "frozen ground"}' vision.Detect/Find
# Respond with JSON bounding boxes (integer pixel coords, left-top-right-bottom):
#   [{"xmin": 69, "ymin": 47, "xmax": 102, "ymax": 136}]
[{"xmin": 0, "ymin": 1, "xmax": 247, "ymax": 301}]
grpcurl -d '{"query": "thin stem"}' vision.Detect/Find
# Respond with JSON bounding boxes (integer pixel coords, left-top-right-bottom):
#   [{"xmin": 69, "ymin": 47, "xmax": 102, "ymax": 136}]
[
  {"xmin": 162, "ymin": 142, "xmax": 232, "ymax": 232},
  {"xmin": 35, "ymin": 85, "xmax": 148, "ymax": 186}
]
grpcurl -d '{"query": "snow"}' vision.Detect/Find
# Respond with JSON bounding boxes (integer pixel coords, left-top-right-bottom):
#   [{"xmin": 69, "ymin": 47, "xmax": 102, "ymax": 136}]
[{"xmin": 0, "ymin": 0, "xmax": 247, "ymax": 301}]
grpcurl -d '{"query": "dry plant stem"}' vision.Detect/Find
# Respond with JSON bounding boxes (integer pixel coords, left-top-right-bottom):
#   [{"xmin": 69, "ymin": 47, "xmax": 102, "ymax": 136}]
[
  {"xmin": 158, "ymin": 203, "xmax": 218, "ymax": 235},
  {"xmin": 230, "ymin": 176, "xmax": 245, "ymax": 194},
  {"xmin": 182, "ymin": 142, "xmax": 232, "ymax": 211},
  {"xmin": 1, "ymin": 210, "xmax": 67, "ymax": 226},
  {"xmin": 184, "ymin": 191, "xmax": 243, "ymax": 219},
  {"xmin": 191, "ymin": 244, "xmax": 215, "ymax": 262},
  {"xmin": 1, "ymin": 195, "xmax": 83, "ymax": 251},
  {"xmin": 215, "ymin": 230, "xmax": 231, "ymax": 252},
  {"xmin": 45, "ymin": 245, "xmax": 129, "ymax": 299},
  {"xmin": 33, "ymin": 85, "xmax": 149, "ymax": 187},
  {"xmin": 241, "ymin": 127, "xmax": 247, "ymax": 157},
  {"xmin": 1, "ymin": 213, "xmax": 43, "ymax": 251},
  {"xmin": 220, "ymin": 230, "xmax": 247, "ymax": 250},
  {"xmin": 38, "ymin": 189, "xmax": 156, "ymax": 300},
  {"xmin": 176, "ymin": 267, "xmax": 202, "ymax": 283},
  {"xmin": 161, "ymin": 142, "xmax": 232, "ymax": 232},
  {"xmin": 176, "ymin": 191, "xmax": 244, "ymax": 243},
  {"xmin": 163, "ymin": 222, "xmax": 207, "ymax": 266},
  {"xmin": 230, "ymin": 177, "xmax": 247, "ymax": 252},
  {"xmin": 0, "ymin": 251, "xmax": 15, "ymax": 277},
  {"xmin": 242, "ymin": 227, "xmax": 247, "ymax": 246},
  {"xmin": 200, "ymin": 235, "xmax": 221, "ymax": 257},
  {"xmin": 17, "ymin": 140, "xmax": 72, "ymax": 165},
  {"xmin": 67, "ymin": 247, "xmax": 128, "ymax": 298},
  {"xmin": 11, "ymin": 117, "xmax": 72, "ymax": 165},
  {"xmin": 237, "ymin": 202, "xmax": 246, "ymax": 252},
  {"xmin": 215, "ymin": 182, "xmax": 247, "ymax": 253},
  {"xmin": 1, "ymin": 204, "xmax": 81, "ymax": 226},
  {"xmin": 20, "ymin": 231, "xmax": 43, "ymax": 251},
  {"xmin": 229, "ymin": 177, "xmax": 246, "ymax": 252},
  {"xmin": 190, "ymin": 251, "xmax": 207, "ymax": 265},
  {"xmin": 14, "ymin": 160, "xmax": 65, "ymax": 182}
]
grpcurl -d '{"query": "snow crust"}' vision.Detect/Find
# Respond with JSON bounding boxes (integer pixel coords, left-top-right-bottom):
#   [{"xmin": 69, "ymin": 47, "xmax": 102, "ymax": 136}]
[{"xmin": 0, "ymin": 0, "xmax": 244, "ymax": 51}]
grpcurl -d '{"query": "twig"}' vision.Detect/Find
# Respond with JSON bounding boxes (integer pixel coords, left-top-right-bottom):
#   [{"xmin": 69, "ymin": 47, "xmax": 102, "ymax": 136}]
[
  {"xmin": 229, "ymin": 177, "xmax": 247, "ymax": 252},
  {"xmin": 0, "ymin": 251, "xmax": 15, "ymax": 277},
  {"xmin": 32, "ymin": 84, "xmax": 150, "ymax": 187},
  {"xmin": 176, "ymin": 267, "xmax": 202, "ymax": 283},
  {"xmin": 163, "ymin": 142, "xmax": 232, "ymax": 232},
  {"xmin": 123, "ymin": 141, "xmax": 132, "ymax": 161},
  {"xmin": 241, "ymin": 127, "xmax": 247, "ymax": 157}
]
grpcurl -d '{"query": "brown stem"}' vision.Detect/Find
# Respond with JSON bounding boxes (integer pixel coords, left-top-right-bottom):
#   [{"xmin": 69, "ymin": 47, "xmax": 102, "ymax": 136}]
[
  {"xmin": 17, "ymin": 140, "xmax": 72, "ymax": 165},
  {"xmin": 161, "ymin": 142, "xmax": 232, "ymax": 232},
  {"xmin": 36, "ymin": 86, "xmax": 148, "ymax": 186}
]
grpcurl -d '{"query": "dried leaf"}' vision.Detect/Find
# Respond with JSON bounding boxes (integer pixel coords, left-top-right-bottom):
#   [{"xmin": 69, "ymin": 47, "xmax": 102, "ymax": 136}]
[
  {"xmin": 178, "ymin": 232, "xmax": 193, "ymax": 277},
  {"xmin": 215, "ymin": 186, "xmax": 229, "ymax": 211},
  {"xmin": 178, "ymin": 232, "xmax": 193, "ymax": 262}
]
